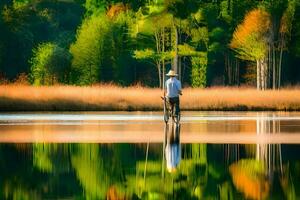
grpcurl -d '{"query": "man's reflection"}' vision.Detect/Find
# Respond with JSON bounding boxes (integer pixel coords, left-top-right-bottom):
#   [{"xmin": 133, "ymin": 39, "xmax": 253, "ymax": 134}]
[{"xmin": 165, "ymin": 122, "xmax": 181, "ymax": 173}]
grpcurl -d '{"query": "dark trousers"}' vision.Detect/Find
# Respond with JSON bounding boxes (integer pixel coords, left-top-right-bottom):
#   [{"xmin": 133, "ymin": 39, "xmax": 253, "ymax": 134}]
[{"xmin": 167, "ymin": 97, "xmax": 180, "ymax": 116}]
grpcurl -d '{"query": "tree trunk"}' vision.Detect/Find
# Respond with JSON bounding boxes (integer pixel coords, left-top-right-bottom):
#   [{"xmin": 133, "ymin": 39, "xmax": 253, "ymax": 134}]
[
  {"xmin": 89, "ymin": 65, "xmax": 92, "ymax": 85},
  {"xmin": 272, "ymin": 45, "xmax": 276, "ymax": 90},
  {"xmin": 236, "ymin": 59, "xmax": 240, "ymax": 86},
  {"xmin": 178, "ymin": 56, "xmax": 181, "ymax": 82},
  {"xmin": 278, "ymin": 43, "xmax": 283, "ymax": 89},
  {"xmin": 262, "ymin": 59, "xmax": 268, "ymax": 90},
  {"xmin": 257, "ymin": 60, "xmax": 260, "ymax": 90},
  {"xmin": 178, "ymin": 20, "xmax": 182, "ymax": 82},
  {"xmin": 42, "ymin": 72, "xmax": 45, "ymax": 85},
  {"xmin": 162, "ymin": 27, "xmax": 166, "ymax": 90},
  {"xmin": 155, "ymin": 31, "xmax": 162, "ymax": 88},
  {"xmin": 261, "ymin": 59, "xmax": 265, "ymax": 90},
  {"xmin": 173, "ymin": 25, "xmax": 178, "ymax": 74},
  {"xmin": 259, "ymin": 59, "xmax": 268, "ymax": 90},
  {"xmin": 268, "ymin": 43, "xmax": 272, "ymax": 87},
  {"xmin": 225, "ymin": 53, "xmax": 228, "ymax": 85},
  {"xmin": 157, "ymin": 62, "xmax": 162, "ymax": 88},
  {"xmin": 225, "ymin": 53, "xmax": 234, "ymax": 85}
]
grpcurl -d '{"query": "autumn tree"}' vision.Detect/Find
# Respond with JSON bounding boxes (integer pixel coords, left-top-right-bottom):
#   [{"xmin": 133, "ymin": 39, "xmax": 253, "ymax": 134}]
[
  {"xmin": 220, "ymin": 0, "xmax": 256, "ymax": 86},
  {"xmin": 230, "ymin": 9, "xmax": 271, "ymax": 90}
]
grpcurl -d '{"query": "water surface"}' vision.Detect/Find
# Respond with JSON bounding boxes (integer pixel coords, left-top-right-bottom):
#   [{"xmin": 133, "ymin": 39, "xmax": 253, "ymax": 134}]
[{"xmin": 0, "ymin": 111, "xmax": 300, "ymax": 199}]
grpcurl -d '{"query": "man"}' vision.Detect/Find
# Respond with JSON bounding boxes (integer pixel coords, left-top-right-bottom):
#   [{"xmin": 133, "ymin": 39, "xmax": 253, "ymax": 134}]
[{"xmin": 165, "ymin": 69, "xmax": 182, "ymax": 117}]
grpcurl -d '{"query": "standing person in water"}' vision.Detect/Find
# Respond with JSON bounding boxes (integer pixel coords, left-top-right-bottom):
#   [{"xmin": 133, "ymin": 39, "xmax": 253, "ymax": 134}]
[{"xmin": 165, "ymin": 70, "xmax": 182, "ymax": 117}]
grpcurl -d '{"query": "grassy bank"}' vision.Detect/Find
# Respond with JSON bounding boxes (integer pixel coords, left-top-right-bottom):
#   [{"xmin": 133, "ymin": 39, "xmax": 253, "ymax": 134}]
[{"xmin": 1, "ymin": 85, "xmax": 300, "ymax": 111}]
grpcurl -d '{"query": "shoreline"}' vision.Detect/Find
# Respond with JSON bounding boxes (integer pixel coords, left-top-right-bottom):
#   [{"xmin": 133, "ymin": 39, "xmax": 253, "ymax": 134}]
[{"xmin": 1, "ymin": 85, "xmax": 300, "ymax": 112}]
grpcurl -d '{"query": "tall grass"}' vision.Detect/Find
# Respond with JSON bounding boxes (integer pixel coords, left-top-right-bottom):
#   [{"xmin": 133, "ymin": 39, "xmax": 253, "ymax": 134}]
[{"xmin": 1, "ymin": 85, "xmax": 300, "ymax": 111}]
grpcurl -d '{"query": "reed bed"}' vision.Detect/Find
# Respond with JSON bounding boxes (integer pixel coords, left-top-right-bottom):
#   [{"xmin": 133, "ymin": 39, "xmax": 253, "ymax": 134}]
[{"xmin": 1, "ymin": 85, "xmax": 300, "ymax": 111}]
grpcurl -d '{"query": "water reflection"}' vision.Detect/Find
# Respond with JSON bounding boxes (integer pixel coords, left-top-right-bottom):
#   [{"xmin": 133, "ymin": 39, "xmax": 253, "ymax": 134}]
[
  {"xmin": 1, "ymin": 112, "xmax": 300, "ymax": 199},
  {"xmin": 1, "ymin": 112, "xmax": 300, "ymax": 143},
  {"xmin": 164, "ymin": 123, "xmax": 181, "ymax": 173},
  {"xmin": 225, "ymin": 114, "xmax": 298, "ymax": 200},
  {"xmin": 0, "ymin": 142, "xmax": 300, "ymax": 199}
]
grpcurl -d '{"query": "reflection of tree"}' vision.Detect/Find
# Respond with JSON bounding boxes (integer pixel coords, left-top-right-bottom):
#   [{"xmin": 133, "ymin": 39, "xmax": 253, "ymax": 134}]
[
  {"xmin": 135, "ymin": 150, "xmax": 170, "ymax": 198},
  {"xmin": 255, "ymin": 113, "xmax": 289, "ymax": 199},
  {"xmin": 3, "ymin": 183, "xmax": 40, "ymax": 200},
  {"xmin": 280, "ymin": 164, "xmax": 296, "ymax": 200},
  {"xmin": 71, "ymin": 144, "xmax": 134, "ymax": 199},
  {"xmin": 33, "ymin": 143, "xmax": 70, "ymax": 173},
  {"xmin": 0, "ymin": 144, "xmax": 45, "ymax": 199},
  {"xmin": 31, "ymin": 143, "xmax": 82, "ymax": 198},
  {"xmin": 188, "ymin": 144, "xmax": 208, "ymax": 185},
  {"xmin": 177, "ymin": 143, "xmax": 226, "ymax": 199},
  {"xmin": 71, "ymin": 144, "xmax": 110, "ymax": 199},
  {"xmin": 229, "ymin": 159, "xmax": 269, "ymax": 199},
  {"xmin": 229, "ymin": 113, "xmax": 297, "ymax": 199},
  {"xmin": 218, "ymin": 181, "xmax": 234, "ymax": 200},
  {"xmin": 133, "ymin": 123, "xmax": 181, "ymax": 199},
  {"xmin": 0, "ymin": 135, "xmax": 299, "ymax": 199}
]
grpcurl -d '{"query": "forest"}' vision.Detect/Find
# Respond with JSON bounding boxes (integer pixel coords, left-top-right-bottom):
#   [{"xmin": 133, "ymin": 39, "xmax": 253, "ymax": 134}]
[{"xmin": 0, "ymin": 0, "xmax": 300, "ymax": 89}]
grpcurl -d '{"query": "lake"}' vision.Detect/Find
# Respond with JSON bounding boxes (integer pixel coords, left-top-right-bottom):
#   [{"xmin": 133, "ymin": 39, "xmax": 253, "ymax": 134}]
[{"xmin": 0, "ymin": 111, "xmax": 299, "ymax": 199}]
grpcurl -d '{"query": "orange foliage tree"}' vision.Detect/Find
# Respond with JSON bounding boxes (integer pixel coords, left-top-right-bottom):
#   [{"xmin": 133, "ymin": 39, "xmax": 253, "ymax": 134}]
[{"xmin": 230, "ymin": 9, "xmax": 271, "ymax": 90}]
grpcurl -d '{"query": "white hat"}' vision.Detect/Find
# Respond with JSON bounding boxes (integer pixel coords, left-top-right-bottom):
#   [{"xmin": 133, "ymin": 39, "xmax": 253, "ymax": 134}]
[{"xmin": 166, "ymin": 70, "xmax": 178, "ymax": 77}]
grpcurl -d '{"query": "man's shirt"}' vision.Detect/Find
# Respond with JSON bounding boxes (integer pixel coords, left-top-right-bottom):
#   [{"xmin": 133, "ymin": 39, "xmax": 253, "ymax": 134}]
[
  {"xmin": 165, "ymin": 77, "xmax": 181, "ymax": 98},
  {"xmin": 165, "ymin": 143, "xmax": 181, "ymax": 170}
]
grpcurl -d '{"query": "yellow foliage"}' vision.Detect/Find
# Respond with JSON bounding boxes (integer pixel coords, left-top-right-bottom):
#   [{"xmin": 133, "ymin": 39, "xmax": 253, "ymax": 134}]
[
  {"xmin": 231, "ymin": 9, "xmax": 270, "ymax": 48},
  {"xmin": 230, "ymin": 9, "xmax": 271, "ymax": 60}
]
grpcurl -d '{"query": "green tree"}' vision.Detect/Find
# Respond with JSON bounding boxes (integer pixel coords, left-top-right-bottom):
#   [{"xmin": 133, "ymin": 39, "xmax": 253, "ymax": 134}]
[
  {"xmin": 30, "ymin": 42, "xmax": 71, "ymax": 85},
  {"xmin": 108, "ymin": 11, "xmax": 137, "ymax": 85},
  {"xmin": 84, "ymin": 0, "xmax": 107, "ymax": 15},
  {"xmin": 190, "ymin": 24, "xmax": 210, "ymax": 88},
  {"xmin": 70, "ymin": 10, "xmax": 134, "ymax": 86},
  {"xmin": 0, "ymin": 0, "xmax": 83, "ymax": 80},
  {"xmin": 1, "ymin": 0, "xmax": 300, "ymax": 87},
  {"xmin": 1, "ymin": 4, "xmax": 49, "ymax": 78},
  {"xmin": 70, "ymin": 14, "xmax": 112, "ymax": 85},
  {"xmin": 13, "ymin": 0, "xmax": 30, "ymax": 9},
  {"xmin": 290, "ymin": 1, "xmax": 300, "ymax": 58},
  {"xmin": 277, "ymin": 0, "xmax": 296, "ymax": 88},
  {"xmin": 132, "ymin": 1, "xmax": 178, "ymax": 88},
  {"xmin": 191, "ymin": 53, "xmax": 208, "ymax": 87}
]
